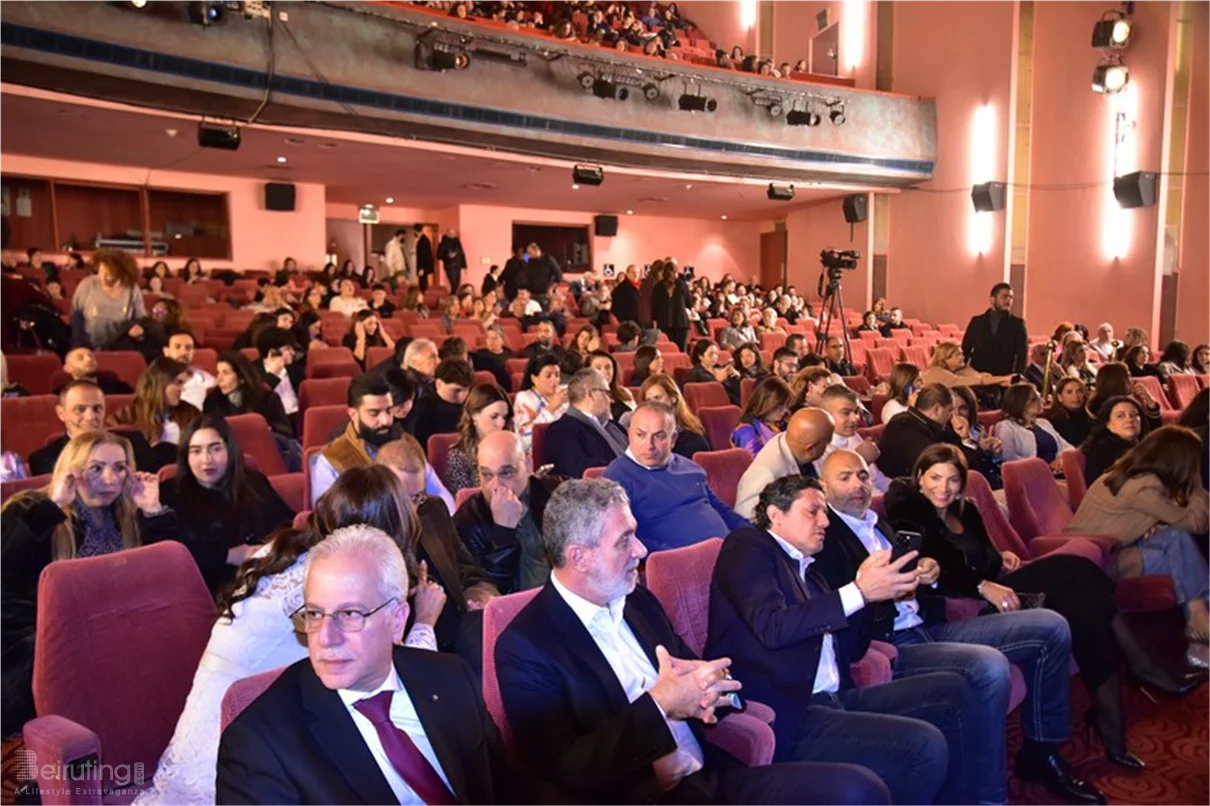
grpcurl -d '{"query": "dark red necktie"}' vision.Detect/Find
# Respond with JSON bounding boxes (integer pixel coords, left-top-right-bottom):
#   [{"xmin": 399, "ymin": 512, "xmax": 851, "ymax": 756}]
[{"xmin": 354, "ymin": 691, "xmax": 457, "ymax": 805}]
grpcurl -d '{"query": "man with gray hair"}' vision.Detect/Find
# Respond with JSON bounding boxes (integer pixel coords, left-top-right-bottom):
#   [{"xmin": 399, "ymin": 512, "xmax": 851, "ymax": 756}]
[
  {"xmin": 495, "ymin": 478, "xmax": 890, "ymax": 805},
  {"xmin": 217, "ymin": 525, "xmax": 515, "ymax": 804},
  {"xmin": 603, "ymin": 402, "xmax": 749, "ymax": 551},
  {"xmin": 544, "ymin": 368, "xmax": 629, "ymax": 478}
]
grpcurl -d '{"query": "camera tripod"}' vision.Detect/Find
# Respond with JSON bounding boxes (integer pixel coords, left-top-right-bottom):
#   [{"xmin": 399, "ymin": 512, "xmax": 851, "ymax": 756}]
[{"xmin": 814, "ymin": 275, "xmax": 854, "ymax": 363}]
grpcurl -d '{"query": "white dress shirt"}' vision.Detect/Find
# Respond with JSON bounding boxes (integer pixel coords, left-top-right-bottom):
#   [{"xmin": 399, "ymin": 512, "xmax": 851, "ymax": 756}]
[
  {"xmin": 263, "ymin": 360, "xmax": 299, "ymax": 415},
  {"xmin": 814, "ymin": 433, "xmax": 890, "ymax": 492},
  {"xmin": 338, "ymin": 667, "xmax": 453, "ymax": 806},
  {"xmin": 830, "ymin": 506, "xmax": 923, "ymax": 631},
  {"xmin": 330, "ymin": 296, "xmax": 369, "ymax": 317},
  {"xmin": 768, "ymin": 532, "xmax": 864, "ymax": 693},
  {"xmin": 550, "ymin": 572, "xmax": 704, "ymax": 791}
]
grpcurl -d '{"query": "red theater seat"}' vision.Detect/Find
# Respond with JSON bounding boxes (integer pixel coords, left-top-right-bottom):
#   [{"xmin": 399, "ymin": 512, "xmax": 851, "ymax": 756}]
[
  {"xmin": 697, "ymin": 405, "xmax": 742, "ymax": 452},
  {"xmin": 0, "ymin": 395, "xmax": 61, "ymax": 459},
  {"xmin": 303, "ymin": 405, "xmax": 348, "ymax": 450},
  {"xmin": 298, "ymin": 377, "xmax": 351, "ymax": 417},
  {"xmin": 225, "ymin": 413, "xmax": 288, "ymax": 476},
  {"xmin": 427, "ymin": 433, "xmax": 459, "ymax": 487},
  {"xmin": 683, "ymin": 382, "xmax": 729, "ymax": 413},
  {"xmin": 95, "ymin": 351, "xmax": 147, "ymax": 389},
  {"xmin": 691, "ymin": 448, "xmax": 752, "ymax": 509},
  {"xmin": 5, "ymin": 353, "xmax": 62, "ymax": 395}
]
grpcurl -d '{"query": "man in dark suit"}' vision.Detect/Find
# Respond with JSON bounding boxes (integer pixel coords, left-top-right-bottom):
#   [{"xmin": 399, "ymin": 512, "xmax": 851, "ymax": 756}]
[
  {"xmin": 814, "ymin": 450, "xmax": 1104, "ymax": 806},
  {"xmin": 523, "ymin": 243, "xmax": 562, "ymax": 307},
  {"xmin": 30, "ymin": 379, "xmax": 160, "ymax": 474},
  {"xmin": 823, "ymin": 336, "xmax": 859, "ymax": 377},
  {"xmin": 544, "ymin": 368, "xmax": 628, "ymax": 479},
  {"xmin": 216, "ymin": 525, "xmax": 516, "ymax": 804},
  {"xmin": 495, "ymin": 478, "xmax": 892, "ymax": 805},
  {"xmin": 415, "ymin": 226, "xmax": 435, "ymax": 292},
  {"xmin": 1023, "ymin": 342, "xmax": 1052, "ymax": 392},
  {"xmin": 611, "ymin": 265, "xmax": 641, "ymax": 325},
  {"xmin": 707, "ymin": 475, "xmax": 978, "ymax": 805},
  {"xmin": 962, "ymin": 282, "xmax": 1029, "ymax": 376},
  {"xmin": 499, "ymin": 245, "xmax": 527, "ymax": 302}
]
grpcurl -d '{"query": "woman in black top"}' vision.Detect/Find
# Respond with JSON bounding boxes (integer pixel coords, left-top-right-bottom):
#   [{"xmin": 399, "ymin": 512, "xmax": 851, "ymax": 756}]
[
  {"xmin": 631, "ymin": 345, "xmax": 665, "ymax": 386},
  {"xmin": 1088, "ymin": 362, "xmax": 1163, "ymax": 433},
  {"xmin": 1045, "ymin": 377, "xmax": 1095, "ymax": 448},
  {"xmin": 205, "ymin": 351, "xmax": 294, "ymax": 440},
  {"xmin": 1123, "ymin": 345, "xmax": 1163, "ymax": 379},
  {"xmin": 650, "ymin": 263, "xmax": 691, "ymax": 352},
  {"xmin": 1080, "ymin": 395, "xmax": 1144, "ymax": 484},
  {"xmin": 734, "ymin": 342, "xmax": 767, "ymax": 381},
  {"xmin": 159, "ymin": 416, "xmax": 294, "ymax": 594},
  {"xmin": 886, "ymin": 444, "xmax": 1195, "ymax": 771},
  {"xmin": 688, "ymin": 338, "xmax": 741, "ymax": 405},
  {"xmin": 342, "ymin": 310, "xmax": 395, "ymax": 369},
  {"xmin": 639, "ymin": 374, "xmax": 710, "ymax": 458}
]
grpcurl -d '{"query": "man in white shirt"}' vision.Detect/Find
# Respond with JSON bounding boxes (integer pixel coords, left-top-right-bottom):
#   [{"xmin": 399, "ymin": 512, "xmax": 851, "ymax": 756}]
[
  {"xmin": 384, "ymin": 228, "xmax": 408, "ymax": 281},
  {"xmin": 494, "ymin": 478, "xmax": 892, "ymax": 805},
  {"xmin": 1088, "ymin": 322, "xmax": 1118, "ymax": 362},
  {"xmin": 216, "ymin": 525, "xmax": 516, "ymax": 804},
  {"xmin": 256, "ymin": 327, "xmax": 301, "ymax": 419},
  {"xmin": 814, "ymin": 384, "xmax": 890, "ymax": 492},
  {"xmin": 162, "ymin": 329, "xmax": 214, "ymax": 410},
  {"xmin": 330, "ymin": 278, "xmax": 370, "ymax": 317}
]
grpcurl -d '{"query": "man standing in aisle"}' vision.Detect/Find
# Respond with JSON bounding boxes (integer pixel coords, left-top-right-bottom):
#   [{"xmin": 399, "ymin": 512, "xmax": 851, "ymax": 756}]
[{"xmin": 962, "ymin": 282, "xmax": 1028, "ymax": 377}]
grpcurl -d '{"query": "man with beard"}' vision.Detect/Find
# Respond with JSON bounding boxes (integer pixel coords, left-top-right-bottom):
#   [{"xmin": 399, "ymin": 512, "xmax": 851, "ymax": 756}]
[{"xmin": 309, "ymin": 373, "xmax": 397, "ymax": 505}]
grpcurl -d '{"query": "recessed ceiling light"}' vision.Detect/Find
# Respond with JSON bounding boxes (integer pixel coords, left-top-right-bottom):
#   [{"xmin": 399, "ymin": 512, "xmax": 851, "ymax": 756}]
[
  {"xmin": 386, "ymin": 197, "xmax": 394, "ymax": 204},
  {"xmin": 165, "ymin": 128, "xmax": 179, "ymax": 138},
  {"xmin": 626, "ymin": 209, "xmax": 633, "ymax": 215},
  {"xmin": 720, "ymin": 215, "xmax": 728, "ymax": 220},
  {"xmin": 572, "ymin": 184, "xmax": 580, "ymax": 190},
  {"xmin": 685, "ymin": 184, "xmax": 693, "ymax": 190},
  {"xmin": 277, "ymin": 156, "xmax": 287, "ymax": 163}
]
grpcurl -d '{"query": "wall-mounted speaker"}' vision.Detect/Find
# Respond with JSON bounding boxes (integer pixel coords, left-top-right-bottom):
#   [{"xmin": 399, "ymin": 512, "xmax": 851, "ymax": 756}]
[
  {"xmin": 264, "ymin": 183, "xmax": 296, "ymax": 212},
  {"xmin": 970, "ymin": 181, "xmax": 1007, "ymax": 212},
  {"xmin": 594, "ymin": 214, "xmax": 619, "ymax": 237},
  {"xmin": 842, "ymin": 194, "xmax": 868, "ymax": 224},
  {"xmin": 1113, "ymin": 171, "xmax": 1157, "ymax": 209}
]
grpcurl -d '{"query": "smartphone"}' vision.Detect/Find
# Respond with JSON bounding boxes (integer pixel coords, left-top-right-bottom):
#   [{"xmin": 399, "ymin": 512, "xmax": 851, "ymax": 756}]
[
  {"xmin": 1017, "ymin": 592, "xmax": 1047, "ymax": 610},
  {"xmin": 890, "ymin": 530, "xmax": 922, "ymax": 573}
]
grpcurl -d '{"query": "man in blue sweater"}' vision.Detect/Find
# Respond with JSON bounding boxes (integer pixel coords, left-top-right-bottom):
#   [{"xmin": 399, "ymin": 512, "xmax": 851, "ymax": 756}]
[{"xmin": 603, "ymin": 402, "xmax": 749, "ymax": 551}]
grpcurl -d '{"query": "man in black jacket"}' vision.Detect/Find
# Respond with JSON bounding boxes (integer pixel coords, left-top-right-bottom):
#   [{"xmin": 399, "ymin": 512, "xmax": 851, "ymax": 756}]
[
  {"xmin": 29, "ymin": 379, "xmax": 160, "ymax": 474},
  {"xmin": 437, "ymin": 228, "xmax": 467, "ymax": 291},
  {"xmin": 962, "ymin": 282, "xmax": 1028, "ymax": 376},
  {"xmin": 411, "ymin": 358, "xmax": 473, "ymax": 448},
  {"xmin": 470, "ymin": 326, "xmax": 514, "ymax": 389},
  {"xmin": 494, "ymin": 477, "xmax": 892, "ymax": 806},
  {"xmin": 611, "ymin": 264, "xmax": 641, "ymax": 325},
  {"xmin": 499, "ymin": 245, "xmax": 527, "ymax": 302},
  {"xmin": 544, "ymin": 369, "xmax": 628, "ymax": 479},
  {"xmin": 217, "ymin": 526, "xmax": 518, "ymax": 804},
  {"xmin": 415, "ymin": 225, "xmax": 435, "ymax": 292},
  {"xmin": 876, "ymin": 384, "xmax": 998, "ymax": 481},
  {"xmin": 815, "ymin": 449, "xmax": 1104, "ymax": 806},
  {"xmin": 523, "ymin": 242, "xmax": 562, "ymax": 307},
  {"xmin": 707, "ymin": 475, "xmax": 977, "ymax": 805},
  {"xmin": 452, "ymin": 431, "xmax": 564, "ymax": 594}
]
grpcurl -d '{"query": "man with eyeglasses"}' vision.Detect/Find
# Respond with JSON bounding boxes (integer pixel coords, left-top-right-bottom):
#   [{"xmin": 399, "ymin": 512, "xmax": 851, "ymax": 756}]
[
  {"xmin": 217, "ymin": 525, "xmax": 518, "ymax": 804},
  {"xmin": 544, "ymin": 368, "xmax": 629, "ymax": 479},
  {"xmin": 453, "ymin": 431, "xmax": 566, "ymax": 595}
]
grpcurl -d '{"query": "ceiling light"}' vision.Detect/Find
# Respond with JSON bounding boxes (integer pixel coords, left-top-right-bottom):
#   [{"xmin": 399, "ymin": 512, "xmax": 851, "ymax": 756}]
[
  {"xmin": 572, "ymin": 184, "xmax": 581, "ymax": 190},
  {"xmin": 386, "ymin": 197, "xmax": 394, "ymax": 204},
  {"xmin": 1092, "ymin": 58, "xmax": 1129, "ymax": 93},
  {"xmin": 1092, "ymin": 12, "xmax": 1133, "ymax": 49},
  {"xmin": 592, "ymin": 77, "xmax": 629, "ymax": 101},
  {"xmin": 685, "ymin": 184, "xmax": 693, "ymax": 190},
  {"xmin": 786, "ymin": 108, "xmax": 821, "ymax": 127},
  {"xmin": 720, "ymin": 215, "xmax": 728, "ymax": 220},
  {"xmin": 626, "ymin": 209, "xmax": 634, "ymax": 215},
  {"xmin": 276, "ymin": 156, "xmax": 287, "ymax": 163},
  {"xmin": 188, "ymin": 1, "xmax": 227, "ymax": 26},
  {"xmin": 129, "ymin": 0, "xmax": 148, "ymax": 7},
  {"xmin": 573, "ymin": 164, "xmax": 605, "ymax": 186},
  {"xmin": 678, "ymin": 94, "xmax": 717, "ymax": 113}
]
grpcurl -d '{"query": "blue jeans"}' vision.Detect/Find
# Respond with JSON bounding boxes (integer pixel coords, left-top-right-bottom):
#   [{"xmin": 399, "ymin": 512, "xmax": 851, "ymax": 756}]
[
  {"xmin": 1137, "ymin": 526, "xmax": 1210, "ymax": 610},
  {"xmin": 778, "ymin": 672, "xmax": 971, "ymax": 805},
  {"xmin": 890, "ymin": 609, "xmax": 1073, "ymax": 805}
]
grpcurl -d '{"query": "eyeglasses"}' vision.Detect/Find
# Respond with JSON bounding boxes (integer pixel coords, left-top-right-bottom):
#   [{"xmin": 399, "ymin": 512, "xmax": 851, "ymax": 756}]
[{"xmin": 290, "ymin": 598, "xmax": 398, "ymax": 634}]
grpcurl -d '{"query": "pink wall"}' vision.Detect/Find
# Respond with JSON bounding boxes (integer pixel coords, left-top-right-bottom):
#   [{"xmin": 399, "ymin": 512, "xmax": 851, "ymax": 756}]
[
  {"xmin": 677, "ymin": 1, "xmax": 755, "ymax": 54},
  {"xmin": 883, "ymin": 1, "xmax": 1015, "ymax": 326},
  {"xmin": 785, "ymin": 197, "xmax": 871, "ymax": 309},
  {"xmin": 772, "ymin": 2, "xmax": 832, "ymax": 67},
  {"xmin": 0, "ymin": 154, "xmax": 326, "ymax": 272},
  {"xmin": 1177, "ymin": 0, "xmax": 1209, "ymax": 346},
  {"xmin": 1025, "ymin": 1, "xmax": 1170, "ymax": 341}
]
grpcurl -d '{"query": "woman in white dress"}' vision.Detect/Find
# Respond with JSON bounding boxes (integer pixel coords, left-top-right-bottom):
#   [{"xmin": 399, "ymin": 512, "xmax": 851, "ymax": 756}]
[{"xmin": 134, "ymin": 465, "xmax": 446, "ymax": 805}]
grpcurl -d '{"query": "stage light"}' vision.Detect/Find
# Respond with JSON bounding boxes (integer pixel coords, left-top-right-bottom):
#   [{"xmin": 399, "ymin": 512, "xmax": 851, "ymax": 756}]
[
  {"xmin": 768, "ymin": 102, "xmax": 784, "ymax": 118},
  {"xmin": 786, "ymin": 108, "xmax": 821, "ymax": 127},
  {"xmin": 188, "ymin": 1, "xmax": 226, "ymax": 26},
  {"xmin": 1092, "ymin": 58, "xmax": 1128, "ymax": 93},
  {"xmin": 426, "ymin": 49, "xmax": 470, "ymax": 71},
  {"xmin": 592, "ymin": 78, "xmax": 628, "ymax": 100},
  {"xmin": 827, "ymin": 100, "xmax": 847, "ymax": 125},
  {"xmin": 573, "ymin": 164, "xmax": 605, "ymax": 186},
  {"xmin": 678, "ymin": 94, "xmax": 717, "ymax": 113},
  {"xmin": 643, "ymin": 83, "xmax": 661, "ymax": 102},
  {"xmin": 1092, "ymin": 12, "xmax": 1133, "ymax": 49},
  {"xmin": 767, "ymin": 183, "xmax": 795, "ymax": 201}
]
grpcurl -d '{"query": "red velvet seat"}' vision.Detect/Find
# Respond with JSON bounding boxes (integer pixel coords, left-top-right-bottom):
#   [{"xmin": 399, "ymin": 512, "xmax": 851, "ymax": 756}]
[
  {"xmin": 1001, "ymin": 458, "xmax": 1177, "ymax": 612},
  {"xmin": 306, "ymin": 346, "xmax": 357, "ymax": 367},
  {"xmin": 365, "ymin": 346, "xmax": 395, "ymax": 369},
  {"xmin": 1060, "ymin": 449, "xmax": 1088, "ymax": 511},
  {"xmin": 454, "ymin": 485, "xmax": 479, "ymax": 511},
  {"xmin": 24, "ymin": 542, "xmax": 215, "ymax": 803},
  {"xmin": 190, "ymin": 348, "xmax": 218, "ymax": 376},
  {"xmin": 427, "ymin": 432, "xmax": 459, "ymax": 487},
  {"xmin": 841, "ymin": 375, "xmax": 871, "ymax": 396},
  {"xmin": 226, "ymin": 413, "xmax": 288, "ymax": 475},
  {"xmin": 0, "ymin": 395, "xmax": 61, "ymax": 459},
  {"xmin": 683, "ymin": 381, "xmax": 729, "ymax": 413},
  {"xmin": 739, "ymin": 377, "xmax": 757, "ymax": 407},
  {"xmin": 5, "ymin": 352, "xmax": 62, "ymax": 395},
  {"xmin": 582, "ymin": 466, "xmax": 606, "ymax": 479},
  {"xmin": 302, "ymin": 405, "xmax": 348, "ymax": 449},
  {"xmin": 690, "ymin": 448, "xmax": 752, "ymax": 509},
  {"xmin": 1134, "ymin": 375, "xmax": 1174, "ymax": 412},
  {"xmin": 269, "ymin": 472, "xmax": 306, "ymax": 513},
  {"xmin": 864, "ymin": 348, "xmax": 896, "ymax": 383},
  {"xmin": 1167, "ymin": 373, "xmax": 1202, "ymax": 409},
  {"xmin": 530, "ymin": 421, "xmax": 553, "ymax": 469},
  {"xmin": 307, "ymin": 360, "xmax": 362, "ymax": 380},
  {"xmin": 697, "ymin": 404, "xmax": 742, "ymax": 452},
  {"xmin": 298, "ymin": 377, "xmax": 351, "ymax": 417},
  {"xmin": 221, "ymin": 666, "xmax": 286, "ymax": 732},
  {"xmin": 899, "ymin": 345, "xmax": 930, "ymax": 367},
  {"xmin": 95, "ymin": 351, "xmax": 147, "ymax": 390},
  {"xmin": 1, "ymin": 474, "xmax": 50, "ymax": 505}
]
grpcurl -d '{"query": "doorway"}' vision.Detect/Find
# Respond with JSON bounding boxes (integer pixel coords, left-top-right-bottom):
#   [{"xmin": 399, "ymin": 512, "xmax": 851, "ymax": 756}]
[{"xmin": 760, "ymin": 230, "xmax": 788, "ymax": 289}]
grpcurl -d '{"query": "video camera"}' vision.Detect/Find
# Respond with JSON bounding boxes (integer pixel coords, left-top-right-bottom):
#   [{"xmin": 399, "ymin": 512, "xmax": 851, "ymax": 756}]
[{"xmin": 820, "ymin": 248, "xmax": 861, "ymax": 272}]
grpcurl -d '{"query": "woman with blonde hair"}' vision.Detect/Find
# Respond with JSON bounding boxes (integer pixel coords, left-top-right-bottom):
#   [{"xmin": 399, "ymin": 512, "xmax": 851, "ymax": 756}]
[
  {"xmin": 1059, "ymin": 340, "xmax": 1097, "ymax": 387},
  {"xmin": 1, "ymin": 431, "xmax": 178, "ymax": 734},
  {"xmin": 639, "ymin": 373, "xmax": 710, "ymax": 458},
  {"xmin": 790, "ymin": 366, "xmax": 833, "ymax": 409},
  {"xmin": 111, "ymin": 358, "xmax": 200, "ymax": 462},
  {"xmin": 922, "ymin": 341, "xmax": 1014, "ymax": 388}
]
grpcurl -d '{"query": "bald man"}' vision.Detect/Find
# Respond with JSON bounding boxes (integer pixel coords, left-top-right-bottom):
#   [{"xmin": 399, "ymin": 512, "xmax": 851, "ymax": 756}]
[
  {"xmin": 733, "ymin": 408, "xmax": 835, "ymax": 519},
  {"xmin": 452, "ymin": 431, "xmax": 566, "ymax": 594}
]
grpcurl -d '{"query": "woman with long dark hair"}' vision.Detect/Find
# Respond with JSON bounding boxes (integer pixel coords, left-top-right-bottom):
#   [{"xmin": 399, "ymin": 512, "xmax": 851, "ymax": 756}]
[
  {"xmin": 159, "ymin": 416, "xmax": 294, "ymax": 593},
  {"xmin": 734, "ymin": 342, "xmax": 767, "ymax": 381},
  {"xmin": 342, "ymin": 309, "xmax": 395, "ymax": 368},
  {"xmin": 1088, "ymin": 362, "xmax": 1163, "ymax": 432},
  {"xmin": 887, "ymin": 444, "xmax": 1198, "ymax": 771},
  {"xmin": 587, "ymin": 349, "xmax": 635, "ymax": 421},
  {"xmin": 687, "ymin": 338, "xmax": 741, "ymax": 405},
  {"xmin": 1123, "ymin": 344, "xmax": 1162, "ymax": 379},
  {"xmin": 731, "ymin": 376, "xmax": 792, "ymax": 457},
  {"xmin": 204, "ymin": 351, "xmax": 294, "ymax": 439},
  {"xmin": 135, "ymin": 466, "xmax": 441, "ymax": 805},
  {"xmin": 1067, "ymin": 427, "xmax": 1210, "ymax": 668},
  {"xmin": 632, "ymin": 344, "xmax": 665, "ymax": 385},
  {"xmin": 1045, "ymin": 377, "xmax": 1095, "ymax": 448},
  {"xmin": 446, "ymin": 383, "xmax": 512, "ymax": 493},
  {"xmin": 514, "ymin": 353, "xmax": 568, "ymax": 453}
]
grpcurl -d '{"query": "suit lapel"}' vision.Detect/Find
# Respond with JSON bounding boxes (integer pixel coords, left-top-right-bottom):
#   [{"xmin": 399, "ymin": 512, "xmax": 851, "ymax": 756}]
[
  {"xmin": 538, "ymin": 583, "xmax": 631, "ymax": 713},
  {"xmin": 299, "ymin": 664, "xmax": 400, "ymax": 806},
  {"xmin": 398, "ymin": 650, "xmax": 468, "ymax": 803},
  {"xmin": 419, "ymin": 505, "xmax": 465, "ymax": 606}
]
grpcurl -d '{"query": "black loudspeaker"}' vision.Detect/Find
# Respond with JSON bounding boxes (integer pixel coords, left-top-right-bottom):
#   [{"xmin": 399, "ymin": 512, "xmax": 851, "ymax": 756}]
[
  {"xmin": 265, "ymin": 183, "xmax": 296, "ymax": 212},
  {"xmin": 842, "ymin": 194, "xmax": 867, "ymax": 223},
  {"xmin": 1113, "ymin": 171, "xmax": 1157, "ymax": 209},
  {"xmin": 970, "ymin": 181, "xmax": 1007, "ymax": 212},
  {"xmin": 594, "ymin": 214, "xmax": 619, "ymax": 237}
]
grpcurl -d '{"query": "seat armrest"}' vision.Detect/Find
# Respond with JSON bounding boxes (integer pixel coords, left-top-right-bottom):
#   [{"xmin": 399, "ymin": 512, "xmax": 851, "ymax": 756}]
[
  {"xmin": 704, "ymin": 711, "xmax": 775, "ymax": 766},
  {"xmin": 741, "ymin": 699, "xmax": 775, "ymax": 725},
  {"xmin": 1030, "ymin": 536, "xmax": 1109, "ymax": 570},
  {"xmin": 23, "ymin": 715, "xmax": 103, "ymax": 806},
  {"xmin": 868, "ymin": 640, "xmax": 899, "ymax": 665}
]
